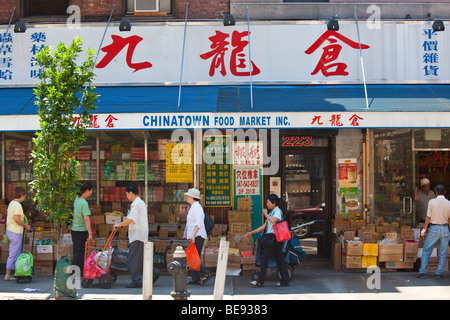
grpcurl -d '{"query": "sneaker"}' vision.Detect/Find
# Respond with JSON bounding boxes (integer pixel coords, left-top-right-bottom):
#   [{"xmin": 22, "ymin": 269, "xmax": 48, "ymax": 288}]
[
  {"xmin": 416, "ymin": 273, "xmax": 427, "ymax": 279},
  {"xmin": 435, "ymin": 274, "xmax": 443, "ymax": 279}
]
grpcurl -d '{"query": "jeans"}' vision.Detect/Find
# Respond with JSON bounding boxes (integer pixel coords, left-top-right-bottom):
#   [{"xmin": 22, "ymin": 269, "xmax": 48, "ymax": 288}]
[{"xmin": 419, "ymin": 225, "xmax": 450, "ymax": 275}]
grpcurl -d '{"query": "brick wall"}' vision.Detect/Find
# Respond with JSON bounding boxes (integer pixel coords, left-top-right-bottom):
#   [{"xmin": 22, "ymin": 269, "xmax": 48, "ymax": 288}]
[
  {"xmin": 174, "ymin": 0, "xmax": 230, "ymax": 19},
  {"xmin": 0, "ymin": 0, "xmax": 230, "ymax": 23},
  {"xmin": 0, "ymin": 0, "xmax": 20, "ymax": 24},
  {"xmin": 71, "ymin": 0, "xmax": 123, "ymax": 21}
]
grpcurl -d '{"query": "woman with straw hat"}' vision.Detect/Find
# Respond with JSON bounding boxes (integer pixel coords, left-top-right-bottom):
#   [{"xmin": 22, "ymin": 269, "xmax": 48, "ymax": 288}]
[{"xmin": 183, "ymin": 188, "xmax": 211, "ymax": 285}]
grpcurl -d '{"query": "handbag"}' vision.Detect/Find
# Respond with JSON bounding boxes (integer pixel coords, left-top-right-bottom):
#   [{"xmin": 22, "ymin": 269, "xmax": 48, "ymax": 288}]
[
  {"xmin": 273, "ymin": 220, "xmax": 291, "ymax": 242},
  {"xmin": 185, "ymin": 242, "xmax": 201, "ymax": 271}
]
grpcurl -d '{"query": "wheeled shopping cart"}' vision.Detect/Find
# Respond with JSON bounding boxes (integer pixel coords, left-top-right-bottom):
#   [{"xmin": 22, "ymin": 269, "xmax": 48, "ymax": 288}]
[{"xmin": 81, "ymin": 228, "xmax": 118, "ymax": 289}]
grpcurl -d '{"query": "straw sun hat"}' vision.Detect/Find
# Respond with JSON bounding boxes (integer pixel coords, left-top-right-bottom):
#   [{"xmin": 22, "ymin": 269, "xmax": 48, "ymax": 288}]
[{"xmin": 184, "ymin": 188, "xmax": 202, "ymax": 199}]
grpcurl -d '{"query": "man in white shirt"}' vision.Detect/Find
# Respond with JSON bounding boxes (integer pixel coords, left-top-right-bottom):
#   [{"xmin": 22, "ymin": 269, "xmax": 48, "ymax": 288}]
[
  {"xmin": 114, "ymin": 184, "xmax": 148, "ymax": 288},
  {"xmin": 417, "ymin": 184, "xmax": 450, "ymax": 279}
]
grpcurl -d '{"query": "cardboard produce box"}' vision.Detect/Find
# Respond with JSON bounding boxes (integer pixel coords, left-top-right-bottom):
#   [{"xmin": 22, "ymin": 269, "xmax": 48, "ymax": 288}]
[
  {"xmin": 229, "ymin": 222, "xmax": 252, "ymax": 235},
  {"xmin": 204, "ymin": 247, "xmax": 220, "ymax": 268},
  {"xmin": 237, "ymin": 198, "xmax": 252, "ymax": 211},
  {"xmin": 403, "ymin": 240, "xmax": 419, "ymax": 262},
  {"xmin": 361, "ymin": 256, "xmax": 377, "ymax": 268},
  {"xmin": 378, "ymin": 243, "xmax": 403, "ymax": 256},
  {"xmin": 34, "ymin": 261, "xmax": 54, "ymax": 275},
  {"xmin": 90, "ymin": 215, "xmax": 105, "ymax": 225},
  {"xmin": 385, "ymin": 261, "xmax": 414, "ymax": 269},
  {"xmin": 363, "ymin": 243, "xmax": 378, "ymax": 256},
  {"xmin": 36, "ymin": 244, "xmax": 53, "ymax": 261},
  {"xmin": 228, "ymin": 211, "xmax": 252, "ymax": 223},
  {"xmin": 211, "ymin": 224, "xmax": 222, "ymax": 237},
  {"xmin": 343, "ymin": 241, "xmax": 363, "ymax": 256},
  {"xmin": 105, "ymin": 212, "xmax": 123, "ymax": 224},
  {"xmin": 342, "ymin": 255, "xmax": 362, "ymax": 268},
  {"xmin": 89, "ymin": 204, "xmax": 102, "ymax": 215}
]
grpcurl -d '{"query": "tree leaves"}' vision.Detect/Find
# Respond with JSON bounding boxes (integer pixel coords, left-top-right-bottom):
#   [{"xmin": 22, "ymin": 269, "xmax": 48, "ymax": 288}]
[{"xmin": 30, "ymin": 37, "xmax": 98, "ymax": 235}]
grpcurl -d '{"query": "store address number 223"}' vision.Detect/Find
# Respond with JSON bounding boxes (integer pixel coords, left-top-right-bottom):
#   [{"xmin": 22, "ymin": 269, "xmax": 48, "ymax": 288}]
[{"xmin": 282, "ymin": 136, "xmax": 313, "ymax": 147}]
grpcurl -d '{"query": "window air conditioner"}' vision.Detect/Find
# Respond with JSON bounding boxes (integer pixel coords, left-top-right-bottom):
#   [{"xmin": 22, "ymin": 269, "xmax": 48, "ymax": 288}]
[{"xmin": 134, "ymin": 0, "xmax": 159, "ymax": 12}]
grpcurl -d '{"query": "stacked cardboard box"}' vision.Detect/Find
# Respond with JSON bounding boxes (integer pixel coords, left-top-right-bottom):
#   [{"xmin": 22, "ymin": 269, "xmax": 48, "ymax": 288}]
[
  {"xmin": 362, "ymin": 243, "xmax": 378, "ymax": 268},
  {"xmin": 342, "ymin": 240, "xmax": 363, "ymax": 269}
]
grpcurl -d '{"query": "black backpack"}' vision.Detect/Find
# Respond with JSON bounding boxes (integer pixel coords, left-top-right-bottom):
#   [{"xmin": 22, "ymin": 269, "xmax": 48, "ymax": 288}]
[{"xmin": 204, "ymin": 211, "xmax": 214, "ymax": 233}]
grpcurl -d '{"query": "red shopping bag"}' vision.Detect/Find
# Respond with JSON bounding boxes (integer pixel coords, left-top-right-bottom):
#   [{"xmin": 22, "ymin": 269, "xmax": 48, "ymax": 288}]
[
  {"xmin": 273, "ymin": 221, "xmax": 291, "ymax": 242},
  {"xmin": 185, "ymin": 242, "xmax": 201, "ymax": 271}
]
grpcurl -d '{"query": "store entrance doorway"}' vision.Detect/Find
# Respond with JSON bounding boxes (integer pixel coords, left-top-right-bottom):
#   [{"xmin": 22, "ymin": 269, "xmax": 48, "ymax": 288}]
[{"xmin": 281, "ymin": 148, "xmax": 330, "ymax": 258}]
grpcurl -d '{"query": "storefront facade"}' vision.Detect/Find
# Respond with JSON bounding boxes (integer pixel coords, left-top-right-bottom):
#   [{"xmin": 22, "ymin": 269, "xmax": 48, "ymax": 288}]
[{"xmin": 1, "ymin": 20, "xmax": 449, "ymax": 263}]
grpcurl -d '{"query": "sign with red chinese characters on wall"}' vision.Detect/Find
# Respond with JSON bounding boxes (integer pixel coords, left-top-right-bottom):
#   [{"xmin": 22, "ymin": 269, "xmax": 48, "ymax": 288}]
[
  {"xmin": 0, "ymin": 22, "xmax": 448, "ymax": 87},
  {"xmin": 233, "ymin": 142, "xmax": 264, "ymax": 229}
]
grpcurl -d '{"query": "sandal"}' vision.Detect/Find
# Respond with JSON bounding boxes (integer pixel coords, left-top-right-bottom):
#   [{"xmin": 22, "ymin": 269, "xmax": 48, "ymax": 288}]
[
  {"xmin": 250, "ymin": 280, "xmax": 263, "ymax": 287},
  {"xmin": 199, "ymin": 273, "xmax": 212, "ymax": 285}
]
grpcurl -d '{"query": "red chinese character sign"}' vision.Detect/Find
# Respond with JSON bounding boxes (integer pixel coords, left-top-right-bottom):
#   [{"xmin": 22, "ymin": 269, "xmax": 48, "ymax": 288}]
[
  {"xmin": 305, "ymin": 30, "xmax": 370, "ymax": 77},
  {"xmin": 233, "ymin": 141, "xmax": 263, "ymax": 241},
  {"xmin": 96, "ymin": 35, "xmax": 152, "ymax": 73},
  {"xmin": 200, "ymin": 30, "xmax": 260, "ymax": 77}
]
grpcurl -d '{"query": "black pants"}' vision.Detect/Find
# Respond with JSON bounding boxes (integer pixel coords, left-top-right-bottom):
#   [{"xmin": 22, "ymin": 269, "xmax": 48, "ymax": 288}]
[
  {"xmin": 71, "ymin": 230, "xmax": 88, "ymax": 275},
  {"xmin": 190, "ymin": 236, "xmax": 210, "ymax": 282},
  {"xmin": 129, "ymin": 240, "xmax": 144, "ymax": 285},
  {"xmin": 257, "ymin": 235, "xmax": 290, "ymax": 285}
]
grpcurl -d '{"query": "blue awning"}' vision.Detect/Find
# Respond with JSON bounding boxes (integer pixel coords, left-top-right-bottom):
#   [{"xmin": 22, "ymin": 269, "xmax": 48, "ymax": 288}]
[{"xmin": 1, "ymin": 84, "xmax": 449, "ymax": 115}]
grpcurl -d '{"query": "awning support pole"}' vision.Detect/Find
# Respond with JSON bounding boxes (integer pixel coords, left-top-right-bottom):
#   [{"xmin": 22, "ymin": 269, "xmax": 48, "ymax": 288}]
[
  {"xmin": 247, "ymin": 6, "xmax": 254, "ymax": 110},
  {"xmin": 82, "ymin": 4, "xmax": 115, "ymax": 104},
  {"xmin": 354, "ymin": 7, "xmax": 370, "ymax": 110},
  {"xmin": 177, "ymin": 2, "xmax": 189, "ymax": 109}
]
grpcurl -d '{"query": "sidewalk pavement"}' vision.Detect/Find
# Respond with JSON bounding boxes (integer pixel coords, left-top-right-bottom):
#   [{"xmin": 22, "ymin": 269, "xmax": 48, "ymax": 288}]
[{"xmin": 1, "ymin": 260, "xmax": 450, "ymax": 300}]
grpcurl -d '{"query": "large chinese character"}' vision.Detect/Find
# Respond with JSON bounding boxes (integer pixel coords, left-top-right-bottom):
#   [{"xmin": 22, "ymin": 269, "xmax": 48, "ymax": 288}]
[
  {"xmin": 422, "ymin": 41, "xmax": 438, "ymax": 51},
  {"xmin": 105, "ymin": 115, "xmax": 118, "ymax": 128},
  {"xmin": 199, "ymin": 31, "xmax": 229, "ymax": 77},
  {"xmin": 200, "ymin": 30, "xmax": 260, "ymax": 77},
  {"xmin": 305, "ymin": 30, "xmax": 369, "ymax": 77},
  {"xmin": 31, "ymin": 32, "xmax": 47, "ymax": 43},
  {"xmin": 349, "ymin": 114, "xmax": 364, "ymax": 126},
  {"xmin": 0, "ymin": 70, "xmax": 12, "ymax": 80},
  {"xmin": 329, "ymin": 114, "xmax": 344, "ymax": 127},
  {"xmin": 229, "ymin": 31, "xmax": 260, "ymax": 76},
  {"xmin": 0, "ymin": 32, "xmax": 12, "ymax": 44},
  {"xmin": 96, "ymin": 35, "xmax": 152, "ymax": 73},
  {"xmin": 311, "ymin": 115, "xmax": 324, "ymax": 126},
  {"xmin": 424, "ymin": 65, "xmax": 439, "ymax": 76},
  {"xmin": 423, "ymin": 53, "xmax": 439, "ymax": 64}
]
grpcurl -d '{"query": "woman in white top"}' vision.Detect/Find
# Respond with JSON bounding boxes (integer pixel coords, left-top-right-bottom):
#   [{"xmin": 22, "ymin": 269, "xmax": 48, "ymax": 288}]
[{"xmin": 184, "ymin": 188, "xmax": 211, "ymax": 285}]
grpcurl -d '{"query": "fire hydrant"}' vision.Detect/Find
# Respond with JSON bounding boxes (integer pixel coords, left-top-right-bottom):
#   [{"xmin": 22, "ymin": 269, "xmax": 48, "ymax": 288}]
[{"xmin": 168, "ymin": 245, "xmax": 191, "ymax": 300}]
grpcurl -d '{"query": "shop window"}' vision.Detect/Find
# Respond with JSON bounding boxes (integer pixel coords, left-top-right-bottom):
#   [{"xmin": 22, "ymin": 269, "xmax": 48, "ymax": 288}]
[
  {"xmin": 125, "ymin": 0, "xmax": 172, "ymax": 14},
  {"xmin": 76, "ymin": 132, "xmax": 98, "ymax": 203},
  {"xmin": 96, "ymin": 131, "xmax": 147, "ymax": 211},
  {"xmin": 413, "ymin": 129, "xmax": 450, "ymax": 150},
  {"xmin": 22, "ymin": 0, "xmax": 70, "ymax": 17},
  {"xmin": 373, "ymin": 129, "xmax": 414, "ymax": 224}
]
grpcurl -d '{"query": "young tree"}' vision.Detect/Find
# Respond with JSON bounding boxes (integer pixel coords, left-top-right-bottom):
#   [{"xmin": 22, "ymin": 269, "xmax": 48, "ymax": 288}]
[{"xmin": 30, "ymin": 37, "xmax": 98, "ymax": 244}]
